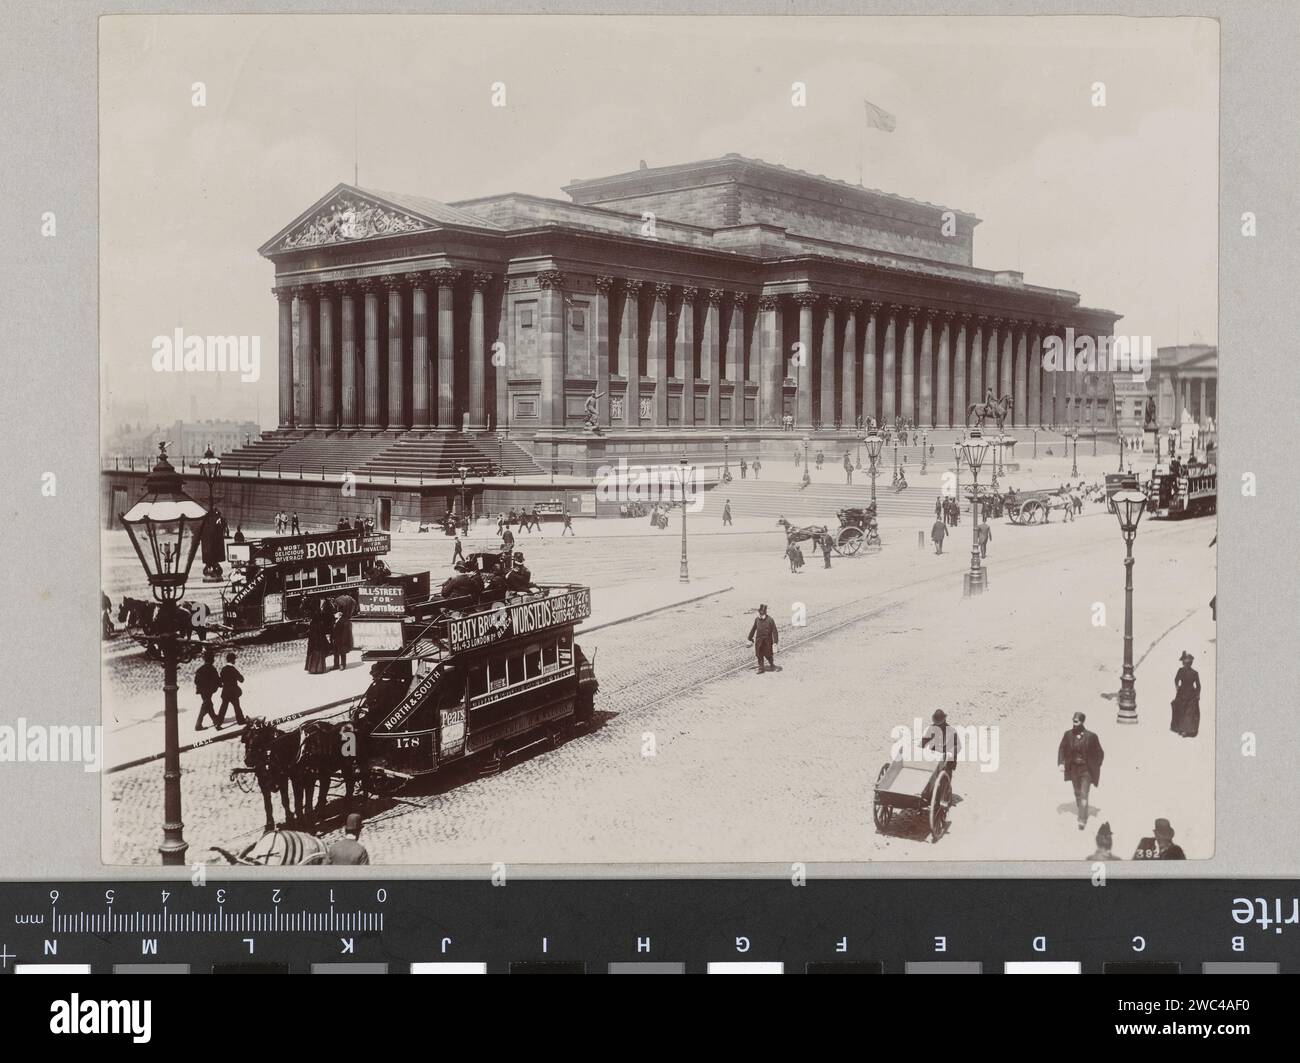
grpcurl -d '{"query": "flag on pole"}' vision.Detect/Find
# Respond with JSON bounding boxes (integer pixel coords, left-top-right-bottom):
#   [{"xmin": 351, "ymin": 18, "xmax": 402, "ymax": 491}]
[{"xmin": 864, "ymin": 98, "xmax": 896, "ymax": 132}]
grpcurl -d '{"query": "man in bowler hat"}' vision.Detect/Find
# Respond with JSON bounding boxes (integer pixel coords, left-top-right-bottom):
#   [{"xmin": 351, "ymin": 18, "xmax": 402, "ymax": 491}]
[{"xmin": 747, "ymin": 604, "xmax": 779, "ymax": 674}]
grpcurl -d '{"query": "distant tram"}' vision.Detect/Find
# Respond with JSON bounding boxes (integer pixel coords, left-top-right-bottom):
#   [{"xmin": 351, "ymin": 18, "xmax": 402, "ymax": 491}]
[
  {"xmin": 349, "ymin": 554, "xmax": 598, "ymax": 788},
  {"xmin": 1144, "ymin": 458, "xmax": 1217, "ymax": 519},
  {"xmin": 221, "ymin": 528, "xmax": 395, "ymax": 633}
]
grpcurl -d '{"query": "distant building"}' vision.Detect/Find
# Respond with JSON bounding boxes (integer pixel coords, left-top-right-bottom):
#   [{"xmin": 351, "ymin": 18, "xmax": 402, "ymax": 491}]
[
  {"xmin": 141, "ymin": 419, "xmax": 261, "ymax": 459},
  {"xmin": 1151, "ymin": 345, "xmax": 1217, "ymax": 430}
]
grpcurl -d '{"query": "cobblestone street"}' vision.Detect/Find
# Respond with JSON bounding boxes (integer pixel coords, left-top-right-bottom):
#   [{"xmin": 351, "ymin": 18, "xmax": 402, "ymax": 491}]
[{"xmin": 105, "ymin": 466, "xmax": 1216, "ymax": 868}]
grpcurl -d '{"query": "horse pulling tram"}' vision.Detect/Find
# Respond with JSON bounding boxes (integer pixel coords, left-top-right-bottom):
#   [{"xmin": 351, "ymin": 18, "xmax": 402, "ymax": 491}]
[
  {"xmin": 221, "ymin": 528, "xmax": 395, "ymax": 636},
  {"xmin": 872, "ymin": 755, "xmax": 953, "ymax": 843},
  {"xmin": 349, "ymin": 557, "xmax": 599, "ymax": 792}
]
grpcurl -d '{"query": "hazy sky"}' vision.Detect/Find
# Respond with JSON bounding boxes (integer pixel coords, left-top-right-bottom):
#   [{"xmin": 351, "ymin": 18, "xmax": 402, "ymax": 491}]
[{"xmin": 100, "ymin": 14, "xmax": 1218, "ymax": 431}]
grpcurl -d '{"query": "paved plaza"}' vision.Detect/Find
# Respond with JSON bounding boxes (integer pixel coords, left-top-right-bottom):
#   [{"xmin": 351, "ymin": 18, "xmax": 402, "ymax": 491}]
[{"xmin": 103, "ymin": 450, "xmax": 1216, "ymax": 867}]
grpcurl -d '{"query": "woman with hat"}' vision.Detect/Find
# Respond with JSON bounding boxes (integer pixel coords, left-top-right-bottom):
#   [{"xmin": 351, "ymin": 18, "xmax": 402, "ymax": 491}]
[{"xmin": 1170, "ymin": 650, "xmax": 1201, "ymax": 737}]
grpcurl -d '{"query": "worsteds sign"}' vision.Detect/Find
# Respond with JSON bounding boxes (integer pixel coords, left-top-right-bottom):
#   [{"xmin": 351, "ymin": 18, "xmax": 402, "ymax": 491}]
[
  {"xmin": 257, "ymin": 531, "xmax": 390, "ymax": 566},
  {"xmin": 448, "ymin": 589, "xmax": 592, "ymax": 652}
]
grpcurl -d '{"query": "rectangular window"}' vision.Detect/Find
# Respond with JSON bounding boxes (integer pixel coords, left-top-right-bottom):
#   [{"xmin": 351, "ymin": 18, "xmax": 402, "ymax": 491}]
[
  {"xmin": 524, "ymin": 644, "xmax": 543, "ymax": 679},
  {"xmin": 506, "ymin": 654, "xmax": 524, "ymax": 686},
  {"xmin": 542, "ymin": 640, "xmax": 558, "ymax": 672},
  {"xmin": 521, "ymin": 308, "xmax": 534, "ymax": 328},
  {"xmin": 570, "ymin": 309, "xmax": 585, "ymax": 331}
]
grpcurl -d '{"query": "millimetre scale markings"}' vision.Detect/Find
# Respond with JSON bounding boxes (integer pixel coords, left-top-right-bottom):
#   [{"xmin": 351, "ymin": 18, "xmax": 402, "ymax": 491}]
[{"xmin": 51, "ymin": 907, "xmax": 383, "ymax": 934}]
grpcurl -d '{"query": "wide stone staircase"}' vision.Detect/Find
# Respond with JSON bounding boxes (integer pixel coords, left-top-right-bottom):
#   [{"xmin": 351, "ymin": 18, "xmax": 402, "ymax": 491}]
[
  {"xmin": 360, "ymin": 434, "xmax": 543, "ymax": 480},
  {"xmin": 218, "ymin": 434, "xmax": 297, "ymax": 470}
]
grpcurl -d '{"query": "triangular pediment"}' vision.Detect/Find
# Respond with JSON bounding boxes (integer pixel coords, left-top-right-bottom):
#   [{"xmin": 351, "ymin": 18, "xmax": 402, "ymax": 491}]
[{"xmin": 260, "ymin": 185, "xmax": 438, "ymax": 256}]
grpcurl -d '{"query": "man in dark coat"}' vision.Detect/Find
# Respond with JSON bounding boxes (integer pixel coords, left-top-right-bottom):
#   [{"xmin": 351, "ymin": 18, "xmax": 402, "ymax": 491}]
[
  {"xmin": 331, "ymin": 595, "xmax": 355, "ymax": 671},
  {"xmin": 976, "ymin": 519, "xmax": 992, "ymax": 558},
  {"xmin": 747, "ymin": 604, "xmax": 778, "ymax": 674},
  {"xmin": 505, "ymin": 553, "xmax": 532, "ymax": 591},
  {"xmin": 326, "ymin": 814, "xmax": 370, "ymax": 865},
  {"xmin": 216, "ymin": 652, "xmax": 246, "ymax": 729},
  {"xmin": 1057, "ymin": 711, "xmax": 1104, "ymax": 830},
  {"xmin": 193, "ymin": 649, "xmax": 221, "ymax": 731},
  {"xmin": 931, "ymin": 517, "xmax": 947, "ymax": 555},
  {"xmin": 722, "ymin": 500, "xmax": 733, "ymax": 527},
  {"xmin": 1170, "ymin": 650, "xmax": 1201, "ymax": 737},
  {"xmin": 820, "ymin": 533, "xmax": 833, "ymax": 569},
  {"xmin": 1132, "ymin": 818, "xmax": 1186, "ymax": 860}
]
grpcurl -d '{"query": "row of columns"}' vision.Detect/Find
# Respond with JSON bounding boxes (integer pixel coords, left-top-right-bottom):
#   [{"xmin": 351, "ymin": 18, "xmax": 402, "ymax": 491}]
[{"xmin": 276, "ymin": 269, "xmax": 495, "ymax": 432}]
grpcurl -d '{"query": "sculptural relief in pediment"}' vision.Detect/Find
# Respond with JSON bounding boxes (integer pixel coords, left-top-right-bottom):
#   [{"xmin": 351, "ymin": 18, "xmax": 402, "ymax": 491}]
[{"xmin": 279, "ymin": 195, "xmax": 428, "ymax": 250}]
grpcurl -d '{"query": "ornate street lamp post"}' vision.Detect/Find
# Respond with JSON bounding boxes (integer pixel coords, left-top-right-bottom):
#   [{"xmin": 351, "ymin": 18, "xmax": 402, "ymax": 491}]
[
  {"xmin": 197, "ymin": 444, "xmax": 224, "ymax": 582},
  {"xmin": 1032, "ymin": 428, "xmax": 1038, "ymax": 459},
  {"xmin": 1112, "ymin": 489, "xmax": 1147, "ymax": 724},
  {"xmin": 119, "ymin": 443, "xmax": 209, "ymax": 866},
  {"xmin": 678, "ymin": 453, "xmax": 690, "ymax": 584},
  {"xmin": 864, "ymin": 434, "xmax": 883, "ymax": 506},
  {"xmin": 723, "ymin": 434, "xmax": 731, "ymax": 479},
  {"xmin": 457, "ymin": 463, "xmax": 470, "ymax": 523},
  {"xmin": 959, "ymin": 432, "xmax": 991, "ymax": 597},
  {"xmin": 1071, "ymin": 428, "xmax": 1080, "ymax": 478},
  {"xmin": 801, "ymin": 433, "xmax": 810, "ymax": 473},
  {"xmin": 920, "ymin": 430, "xmax": 928, "ymax": 474},
  {"xmin": 1117, "ymin": 431, "xmax": 1125, "ymax": 473}
]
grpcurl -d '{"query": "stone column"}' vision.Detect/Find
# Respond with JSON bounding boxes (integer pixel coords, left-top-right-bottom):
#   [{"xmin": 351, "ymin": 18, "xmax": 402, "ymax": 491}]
[
  {"xmin": 361, "ymin": 281, "xmax": 381, "ymax": 430},
  {"xmin": 494, "ymin": 281, "xmax": 509, "ymax": 434},
  {"xmin": 1014, "ymin": 322, "xmax": 1029, "ymax": 427},
  {"xmin": 537, "ymin": 269, "xmax": 566, "ymax": 430},
  {"xmin": 936, "ymin": 311, "xmax": 952, "ymax": 428},
  {"xmin": 881, "ymin": 303, "xmax": 898, "ymax": 424},
  {"xmin": 1001, "ymin": 322, "xmax": 1015, "ymax": 411},
  {"xmin": 953, "ymin": 314, "xmax": 969, "ymax": 426},
  {"xmin": 843, "ymin": 300, "xmax": 859, "ymax": 429},
  {"xmin": 758, "ymin": 294, "xmax": 781, "ymax": 427},
  {"xmin": 969, "ymin": 316, "xmax": 984, "ymax": 409},
  {"xmin": 385, "ymin": 278, "xmax": 405, "ymax": 430},
  {"xmin": 819, "ymin": 296, "xmax": 839, "ymax": 427},
  {"xmin": 297, "ymin": 286, "xmax": 315, "ymax": 430},
  {"xmin": 620, "ymin": 280, "xmax": 642, "ymax": 430},
  {"xmin": 794, "ymin": 292, "xmax": 816, "ymax": 428},
  {"xmin": 703, "ymin": 288, "xmax": 724, "ymax": 427},
  {"xmin": 918, "ymin": 309, "xmax": 934, "ymax": 427},
  {"xmin": 900, "ymin": 307, "xmax": 916, "ymax": 423},
  {"xmin": 727, "ymin": 293, "xmax": 747, "ymax": 425},
  {"xmin": 984, "ymin": 319, "xmax": 1000, "ymax": 404},
  {"xmin": 679, "ymin": 286, "xmax": 698, "ymax": 427},
  {"xmin": 339, "ymin": 284, "xmax": 358, "ymax": 430},
  {"xmin": 316, "ymin": 285, "xmax": 337, "ymax": 429},
  {"xmin": 649, "ymin": 283, "xmax": 671, "ymax": 427},
  {"xmin": 1028, "ymin": 325, "xmax": 1042, "ymax": 427},
  {"xmin": 595, "ymin": 277, "xmax": 614, "ymax": 429},
  {"xmin": 469, "ymin": 272, "xmax": 492, "ymax": 430},
  {"xmin": 433, "ymin": 269, "xmax": 459, "ymax": 429},
  {"xmin": 275, "ymin": 289, "xmax": 293, "ymax": 429},
  {"xmin": 410, "ymin": 274, "xmax": 431, "ymax": 430},
  {"xmin": 863, "ymin": 302, "xmax": 880, "ymax": 425}
]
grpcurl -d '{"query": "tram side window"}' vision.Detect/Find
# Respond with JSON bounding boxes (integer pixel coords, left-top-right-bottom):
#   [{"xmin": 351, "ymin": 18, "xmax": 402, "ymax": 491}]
[
  {"xmin": 524, "ymin": 644, "xmax": 543, "ymax": 680},
  {"xmin": 542, "ymin": 639, "xmax": 558, "ymax": 672},
  {"xmin": 468, "ymin": 664, "xmax": 487, "ymax": 699},
  {"xmin": 437, "ymin": 666, "xmax": 466, "ymax": 709},
  {"xmin": 329, "ymin": 564, "xmax": 346, "ymax": 585},
  {"xmin": 506, "ymin": 654, "xmax": 524, "ymax": 687}
]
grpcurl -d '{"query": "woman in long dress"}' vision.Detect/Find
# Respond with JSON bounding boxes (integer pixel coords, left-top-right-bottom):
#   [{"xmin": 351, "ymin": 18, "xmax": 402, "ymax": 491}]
[
  {"xmin": 304, "ymin": 599, "xmax": 332, "ymax": 675},
  {"xmin": 1170, "ymin": 650, "xmax": 1201, "ymax": 737}
]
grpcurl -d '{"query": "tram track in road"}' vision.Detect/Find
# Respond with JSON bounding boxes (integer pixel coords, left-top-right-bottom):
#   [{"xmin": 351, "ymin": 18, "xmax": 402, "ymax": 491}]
[{"xmin": 185, "ymin": 515, "xmax": 1210, "ymax": 858}]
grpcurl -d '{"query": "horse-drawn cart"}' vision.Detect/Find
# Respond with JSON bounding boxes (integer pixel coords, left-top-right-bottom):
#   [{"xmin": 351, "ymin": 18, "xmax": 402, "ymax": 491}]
[
  {"xmin": 1003, "ymin": 488, "xmax": 1075, "ymax": 525},
  {"xmin": 778, "ymin": 504, "xmax": 881, "ymax": 558},
  {"xmin": 872, "ymin": 756, "xmax": 953, "ymax": 843}
]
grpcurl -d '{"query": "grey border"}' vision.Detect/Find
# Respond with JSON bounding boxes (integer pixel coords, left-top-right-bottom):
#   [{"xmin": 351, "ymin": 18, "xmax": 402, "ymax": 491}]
[{"xmin": 1, "ymin": 1, "xmax": 1293, "ymax": 883}]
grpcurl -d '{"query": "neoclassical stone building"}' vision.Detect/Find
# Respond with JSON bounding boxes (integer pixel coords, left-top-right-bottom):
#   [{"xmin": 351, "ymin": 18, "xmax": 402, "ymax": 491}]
[{"xmin": 260, "ymin": 154, "xmax": 1121, "ymax": 456}]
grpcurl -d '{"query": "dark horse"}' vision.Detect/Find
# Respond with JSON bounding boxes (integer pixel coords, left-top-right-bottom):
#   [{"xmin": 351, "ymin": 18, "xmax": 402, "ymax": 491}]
[
  {"xmin": 967, "ymin": 394, "xmax": 1013, "ymax": 431},
  {"xmin": 237, "ymin": 717, "xmax": 357, "ymax": 832}
]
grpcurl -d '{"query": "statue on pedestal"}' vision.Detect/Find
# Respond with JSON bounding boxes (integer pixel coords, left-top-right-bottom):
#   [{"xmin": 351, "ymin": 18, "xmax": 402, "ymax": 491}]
[{"xmin": 583, "ymin": 389, "xmax": 605, "ymax": 434}]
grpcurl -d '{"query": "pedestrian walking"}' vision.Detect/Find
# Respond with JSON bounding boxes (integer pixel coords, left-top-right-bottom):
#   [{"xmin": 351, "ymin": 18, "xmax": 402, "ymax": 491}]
[
  {"xmin": 289, "ymin": 511, "xmax": 300, "ymax": 534},
  {"xmin": 976, "ymin": 519, "xmax": 992, "ymax": 558},
  {"xmin": 740, "ymin": 459, "xmax": 748, "ymax": 480},
  {"xmin": 216, "ymin": 651, "xmax": 246, "ymax": 729},
  {"xmin": 785, "ymin": 540, "xmax": 804, "ymax": 573},
  {"xmin": 752, "ymin": 458, "xmax": 761, "ymax": 480},
  {"xmin": 331, "ymin": 596, "xmax": 355, "ymax": 671},
  {"xmin": 562, "ymin": 511, "xmax": 575, "ymax": 536},
  {"xmin": 820, "ymin": 532, "xmax": 833, "ymax": 568},
  {"xmin": 794, "ymin": 448, "xmax": 801, "ymax": 467},
  {"xmin": 931, "ymin": 517, "xmax": 947, "ymax": 555},
  {"xmin": 452, "ymin": 535, "xmax": 465, "ymax": 564},
  {"xmin": 1170, "ymin": 650, "xmax": 1201, "ymax": 738},
  {"xmin": 304, "ymin": 599, "xmax": 332, "ymax": 675},
  {"xmin": 746, "ymin": 603, "xmax": 779, "ymax": 674},
  {"xmin": 532, "ymin": 505, "xmax": 544, "ymax": 535},
  {"xmin": 844, "ymin": 455, "xmax": 853, "ymax": 484},
  {"xmin": 935, "ymin": 495, "xmax": 943, "ymax": 519},
  {"xmin": 326, "ymin": 813, "xmax": 371, "ymax": 865},
  {"xmin": 1057, "ymin": 711, "xmax": 1104, "ymax": 830},
  {"xmin": 193, "ymin": 649, "xmax": 221, "ymax": 731},
  {"xmin": 722, "ymin": 500, "xmax": 733, "ymax": 527},
  {"xmin": 502, "ymin": 526, "xmax": 515, "ymax": 554}
]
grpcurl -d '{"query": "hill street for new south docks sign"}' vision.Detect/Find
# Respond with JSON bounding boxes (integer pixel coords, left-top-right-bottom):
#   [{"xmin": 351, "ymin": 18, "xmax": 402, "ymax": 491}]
[{"xmin": 448, "ymin": 589, "xmax": 592, "ymax": 653}]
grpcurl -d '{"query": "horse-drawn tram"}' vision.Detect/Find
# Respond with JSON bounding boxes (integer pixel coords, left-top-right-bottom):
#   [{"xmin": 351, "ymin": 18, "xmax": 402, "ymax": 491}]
[
  {"xmin": 1144, "ymin": 458, "xmax": 1217, "ymax": 519},
  {"xmin": 221, "ymin": 528, "xmax": 395, "ymax": 634},
  {"xmin": 350, "ymin": 560, "xmax": 599, "ymax": 789}
]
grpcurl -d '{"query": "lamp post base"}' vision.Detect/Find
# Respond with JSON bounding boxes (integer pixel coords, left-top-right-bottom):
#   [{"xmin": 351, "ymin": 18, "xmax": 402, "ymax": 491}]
[
  {"xmin": 1116, "ymin": 687, "xmax": 1139, "ymax": 724},
  {"xmin": 963, "ymin": 568, "xmax": 987, "ymax": 597}
]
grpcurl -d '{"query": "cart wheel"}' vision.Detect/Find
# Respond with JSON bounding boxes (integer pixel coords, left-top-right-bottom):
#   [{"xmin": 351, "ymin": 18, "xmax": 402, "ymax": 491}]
[
  {"xmin": 929, "ymin": 770, "xmax": 952, "ymax": 842},
  {"xmin": 835, "ymin": 527, "xmax": 864, "ymax": 556},
  {"xmin": 872, "ymin": 762, "xmax": 894, "ymax": 831}
]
